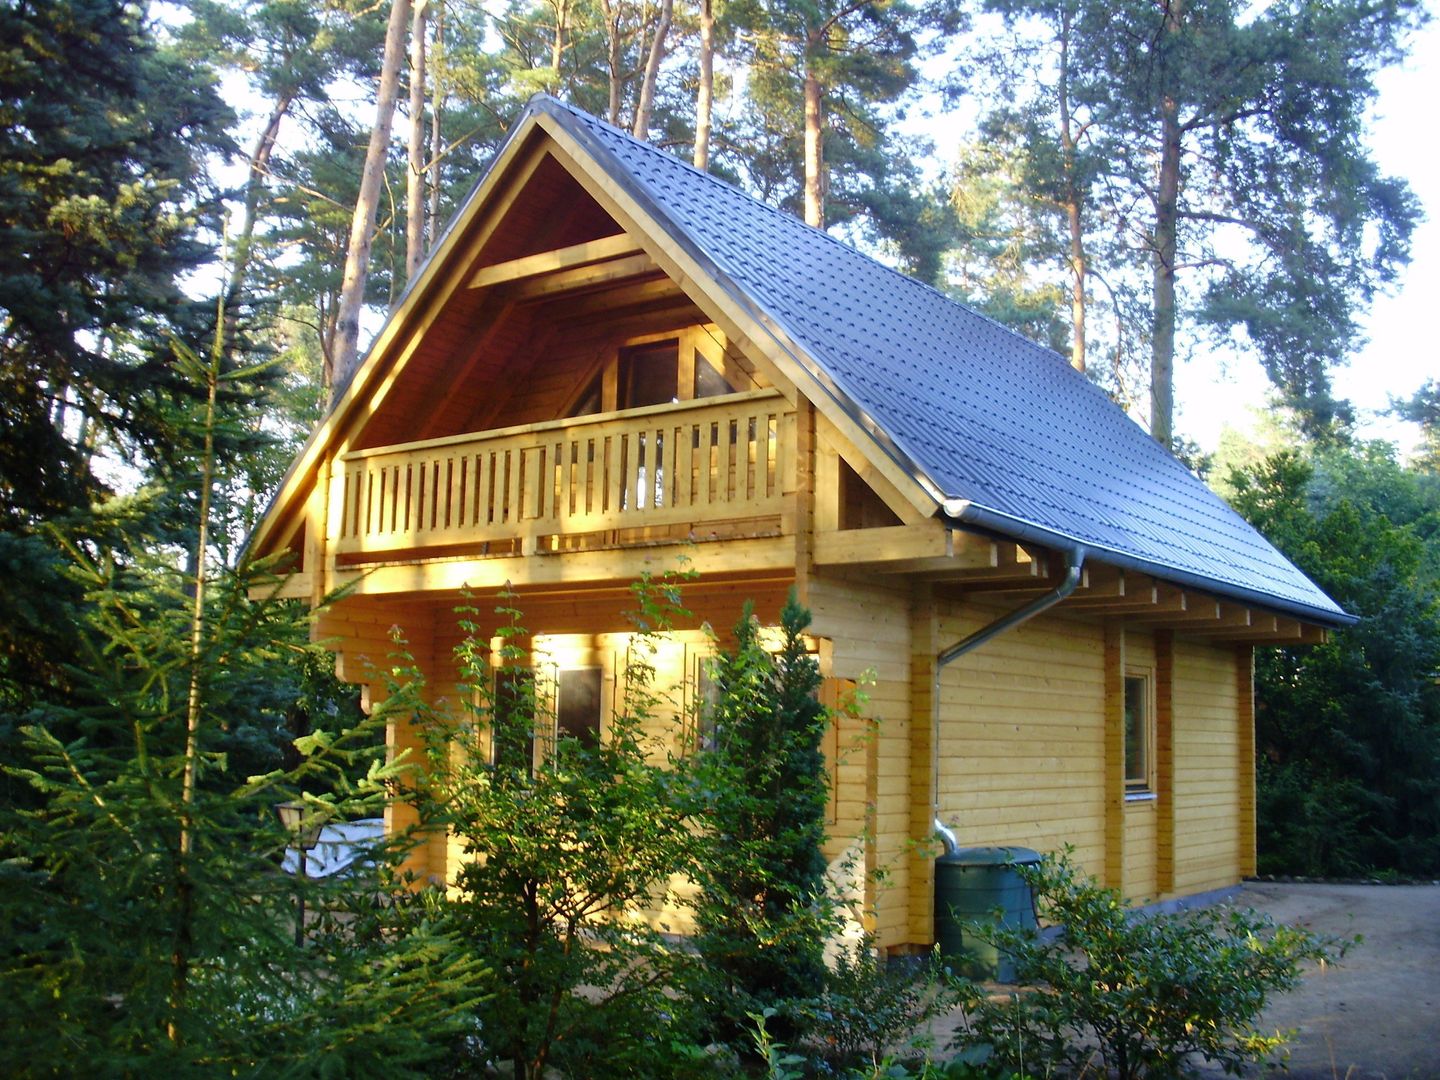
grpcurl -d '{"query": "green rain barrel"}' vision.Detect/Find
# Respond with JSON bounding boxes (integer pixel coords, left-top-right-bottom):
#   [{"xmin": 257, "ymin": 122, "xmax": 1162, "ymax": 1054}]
[{"xmin": 934, "ymin": 845, "xmax": 1040, "ymax": 982}]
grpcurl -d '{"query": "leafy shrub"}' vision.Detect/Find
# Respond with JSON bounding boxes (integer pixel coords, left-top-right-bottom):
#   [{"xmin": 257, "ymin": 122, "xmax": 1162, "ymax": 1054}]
[
  {"xmin": 952, "ymin": 855, "xmax": 1347, "ymax": 1080},
  {"xmin": 795, "ymin": 938, "xmax": 958, "ymax": 1073}
]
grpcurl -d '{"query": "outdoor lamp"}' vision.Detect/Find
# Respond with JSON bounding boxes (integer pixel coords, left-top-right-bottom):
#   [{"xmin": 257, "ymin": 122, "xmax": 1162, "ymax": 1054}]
[{"xmin": 276, "ymin": 800, "xmax": 326, "ymax": 946}]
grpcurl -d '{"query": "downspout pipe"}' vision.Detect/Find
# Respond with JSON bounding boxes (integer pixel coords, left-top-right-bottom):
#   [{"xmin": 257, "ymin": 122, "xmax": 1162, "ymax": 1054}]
[{"xmin": 931, "ymin": 544, "xmax": 1087, "ymax": 855}]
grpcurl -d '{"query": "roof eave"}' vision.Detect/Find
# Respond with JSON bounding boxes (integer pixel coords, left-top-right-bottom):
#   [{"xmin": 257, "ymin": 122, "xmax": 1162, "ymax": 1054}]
[{"xmin": 942, "ymin": 498, "xmax": 1358, "ymax": 630}]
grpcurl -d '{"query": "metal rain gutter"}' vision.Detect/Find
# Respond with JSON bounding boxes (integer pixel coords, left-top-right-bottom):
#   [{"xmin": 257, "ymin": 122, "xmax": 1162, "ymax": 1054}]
[{"xmin": 930, "ymin": 543, "xmax": 1087, "ymax": 853}]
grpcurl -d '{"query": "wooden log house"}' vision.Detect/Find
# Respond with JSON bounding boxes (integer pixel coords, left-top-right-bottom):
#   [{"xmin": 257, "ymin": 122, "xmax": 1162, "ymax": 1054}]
[{"xmin": 247, "ymin": 97, "xmax": 1354, "ymax": 952}]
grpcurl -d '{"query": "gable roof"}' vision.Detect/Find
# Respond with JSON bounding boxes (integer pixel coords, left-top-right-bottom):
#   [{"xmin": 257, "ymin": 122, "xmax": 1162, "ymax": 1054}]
[
  {"xmin": 251, "ymin": 94, "xmax": 1351, "ymax": 628},
  {"xmin": 523, "ymin": 98, "xmax": 1348, "ymax": 627}
]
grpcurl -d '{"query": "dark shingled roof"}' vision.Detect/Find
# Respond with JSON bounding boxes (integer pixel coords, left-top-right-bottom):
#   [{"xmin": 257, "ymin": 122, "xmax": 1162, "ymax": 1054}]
[{"xmin": 524, "ymin": 97, "xmax": 1349, "ymax": 626}]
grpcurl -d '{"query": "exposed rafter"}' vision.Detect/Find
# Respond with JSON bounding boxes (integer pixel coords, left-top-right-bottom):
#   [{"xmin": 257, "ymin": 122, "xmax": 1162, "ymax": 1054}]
[{"xmin": 467, "ymin": 232, "xmax": 641, "ymax": 289}]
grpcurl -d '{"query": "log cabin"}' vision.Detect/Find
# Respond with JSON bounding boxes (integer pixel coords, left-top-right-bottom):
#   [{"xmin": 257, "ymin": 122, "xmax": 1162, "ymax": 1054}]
[{"xmin": 247, "ymin": 96, "xmax": 1353, "ymax": 952}]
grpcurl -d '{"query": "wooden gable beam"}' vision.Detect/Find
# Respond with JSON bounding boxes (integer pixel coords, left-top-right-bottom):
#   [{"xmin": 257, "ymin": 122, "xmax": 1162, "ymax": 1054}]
[
  {"xmin": 467, "ymin": 232, "xmax": 642, "ymax": 289},
  {"xmin": 504, "ymin": 252, "xmax": 661, "ymax": 300},
  {"xmin": 556, "ymin": 277, "xmax": 688, "ymax": 318},
  {"xmin": 812, "ymin": 523, "xmax": 997, "ymax": 572},
  {"xmin": 537, "ymin": 116, "xmax": 943, "ymax": 523},
  {"xmin": 885, "ymin": 537, "xmax": 1048, "ymax": 583}
]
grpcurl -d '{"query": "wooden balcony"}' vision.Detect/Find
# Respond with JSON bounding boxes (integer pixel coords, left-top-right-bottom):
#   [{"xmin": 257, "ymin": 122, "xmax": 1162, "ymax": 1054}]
[{"xmin": 327, "ymin": 389, "xmax": 794, "ymax": 566}]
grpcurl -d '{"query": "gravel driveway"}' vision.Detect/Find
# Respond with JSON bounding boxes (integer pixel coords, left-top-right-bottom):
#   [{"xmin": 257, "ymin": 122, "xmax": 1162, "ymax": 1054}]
[
  {"xmin": 921, "ymin": 880, "xmax": 1439, "ymax": 1078},
  {"xmin": 1212, "ymin": 881, "xmax": 1440, "ymax": 1080}
]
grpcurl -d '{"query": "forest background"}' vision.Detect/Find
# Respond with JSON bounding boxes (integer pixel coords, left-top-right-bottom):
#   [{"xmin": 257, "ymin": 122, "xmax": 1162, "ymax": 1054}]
[
  {"xmin": 3, "ymin": 0, "xmax": 1440, "ymax": 1049},
  {"xmin": 3, "ymin": 0, "xmax": 1439, "ymax": 1069}
]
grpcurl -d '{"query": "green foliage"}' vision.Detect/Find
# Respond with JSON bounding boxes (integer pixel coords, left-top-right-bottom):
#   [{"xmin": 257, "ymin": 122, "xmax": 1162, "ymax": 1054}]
[
  {"xmin": 796, "ymin": 940, "xmax": 958, "ymax": 1074},
  {"xmin": 0, "ymin": 548, "xmax": 487, "ymax": 1074},
  {"xmin": 1226, "ymin": 443, "xmax": 1440, "ymax": 876},
  {"xmin": 415, "ymin": 580, "xmax": 702, "ymax": 1080},
  {"xmin": 688, "ymin": 592, "xmax": 837, "ymax": 1040},
  {"xmin": 0, "ymin": 0, "xmax": 234, "ymax": 523},
  {"xmin": 954, "ymin": 855, "xmax": 1344, "ymax": 1080}
]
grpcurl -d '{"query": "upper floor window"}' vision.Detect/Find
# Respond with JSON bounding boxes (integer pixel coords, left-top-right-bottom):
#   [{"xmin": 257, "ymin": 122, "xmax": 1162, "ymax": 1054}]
[
  {"xmin": 566, "ymin": 327, "xmax": 748, "ymax": 418},
  {"xmin": 620, "ymin": 340, "xmax": 679, "ymax": 408}
]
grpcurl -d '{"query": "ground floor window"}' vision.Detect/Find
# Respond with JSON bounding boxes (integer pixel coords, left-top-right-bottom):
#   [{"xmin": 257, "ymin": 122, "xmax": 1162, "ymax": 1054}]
[
  {"xmin": 556, "ymin": 667, "xmax": 603, "ymax": 749},
  {"xmin": 1124, "ymin": 672, "xmax": 1153, "ymax": 794}
]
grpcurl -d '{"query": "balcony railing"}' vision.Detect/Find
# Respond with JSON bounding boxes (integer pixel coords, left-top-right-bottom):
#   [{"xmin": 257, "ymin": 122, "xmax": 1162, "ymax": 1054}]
[{"xmin": 329, "ymin": 389, "xmax": 792, "ymax": 562}]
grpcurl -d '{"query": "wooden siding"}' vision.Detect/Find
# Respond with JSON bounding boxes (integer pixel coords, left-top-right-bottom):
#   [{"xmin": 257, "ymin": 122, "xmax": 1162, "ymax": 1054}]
[
  {"xmin": 807, "ymin": 572, "xmax": 913, "ymax": 948},
  {"xmin": 933, "ymin": 600, "xmax": 1107, "ymax": 879},
  {"xmin": 1171, "ymin": 636, "xmax": 1244, "ymax": 894}
]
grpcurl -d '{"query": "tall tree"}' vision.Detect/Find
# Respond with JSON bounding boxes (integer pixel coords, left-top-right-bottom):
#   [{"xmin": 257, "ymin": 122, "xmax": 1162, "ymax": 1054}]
[
  {"xmin": 332, "ymin": 0, "xmax": 413, "ymax": 395},
  {"xmin": 956, "ymin": 0, "xmax": 1112, "ymax": 372},
  {"xmin": 631, "ymin": 0, "xmax": 674, "ymax": 138},
  {"xmin": 965, "ymin": 0, "xmax": 1421, "ymax": 445},
  {"xmin": 739, "ymin": 0, "xmax": 961, "ymax": 229},
  {"xmin": 406, "ymin": 0, "xmax": 432, "ymax": 280},
  {"xmin": 693, "ymin": 0, "xmax": 717, "ymax": 168},
  {"xmin": 179, "ymin": 0, "xmax": 382, "ymax": 348},
  {"xmin": 0, "ymin": 0, "xmax": 232, "ymax": 523}
]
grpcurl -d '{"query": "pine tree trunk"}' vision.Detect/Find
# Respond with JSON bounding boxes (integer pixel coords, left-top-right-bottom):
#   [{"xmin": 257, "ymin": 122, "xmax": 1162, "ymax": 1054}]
[
  {"xmin": 550, "ymin": 0, "xmax": 569, "ymax": 81},
  {"xmin": 632, "ymin": 0, "xmax": 672, "ymax": 139},
  {"xmin": 693, "ymin": 0, "xmax": 713, "ymax": 169},
  {"xmin": 1057, "ymin": 12, "xmax": 1086, "ymax": 373},
  {"xmin": 602, "ymin": 0, "xmax": 623, "ymax": 124},
  {"xmin": 1151, "ymin": 4, "xmax": 1183, "ymax": 448},
  {"xmin": 427, "ymin": 0, "xmax": 444, "ymax": 250},
  {"xmin": 1068, "ymin": 201, "xmax": 1087, "ymax": 373},
  {"xmin": 406, "ymin": 0, "xmax": 430, "ymax": 281},
  {"xmin": 331, "ymin": 0, "xmax": 413, "ymax": 400},
  {"xmin": 803, "ymin": 62, "xmax": 823, "ymax": 228}
]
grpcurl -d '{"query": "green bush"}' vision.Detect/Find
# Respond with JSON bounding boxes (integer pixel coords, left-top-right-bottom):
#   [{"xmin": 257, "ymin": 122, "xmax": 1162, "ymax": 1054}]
[
  {"xmin": 794, "ymin": 938, "xmax": 958, "ymax": 1073},
  {"xmin": 952, "ymin": 855, "xmax": 1346, "ymax": 1080}
]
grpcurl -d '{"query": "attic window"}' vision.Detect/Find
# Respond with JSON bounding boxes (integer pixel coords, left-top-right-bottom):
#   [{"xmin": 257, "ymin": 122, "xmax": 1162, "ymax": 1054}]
[
  {"xmin": 620, "ymin": 340, "xmax": 679, "ymax": 408},
  {"xmin": 570, "ymin": 371, "xmax": 603, "ymax": 417}
]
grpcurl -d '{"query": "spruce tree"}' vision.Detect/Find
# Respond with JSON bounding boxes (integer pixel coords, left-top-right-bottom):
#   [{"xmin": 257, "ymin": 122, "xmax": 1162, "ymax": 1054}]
[{"xmin": 689, "ymin": 592, "xmax": 836, "ymax": 1040}]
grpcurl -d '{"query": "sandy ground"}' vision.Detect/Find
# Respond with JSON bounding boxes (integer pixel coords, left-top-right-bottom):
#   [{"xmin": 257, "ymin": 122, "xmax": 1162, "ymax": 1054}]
[
  {"xmin": 921, "ymin": 881, "xmax": 1439, "ymax": 1079},
  {"xmin": 1208, "ymin": 882, "xmax": 1440, "ymax": 1080}
]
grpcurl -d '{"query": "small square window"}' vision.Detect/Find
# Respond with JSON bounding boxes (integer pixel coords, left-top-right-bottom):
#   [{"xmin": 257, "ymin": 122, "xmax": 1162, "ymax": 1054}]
[
  {"xmin": 492, "ymin": 669, "xmax": 537, "ymax": 775},
  {"xmin": 1124, "ymin": 674, "xmax": 1151, "ymax": 792},
  {"xmin": 556, "ymin": 667, "xmax": 602, "ymax": 750}
]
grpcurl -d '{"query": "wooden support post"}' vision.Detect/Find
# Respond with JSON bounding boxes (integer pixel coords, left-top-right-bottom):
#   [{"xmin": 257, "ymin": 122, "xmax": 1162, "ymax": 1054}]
[
  {"xmin": 909, "ymin": 582, "xmax": 939, "ymax": 945},
  {"xmin": 305, "ymin": 474, "xmax": 330, "ymax": 611},
  {"xmin": 793, "ymin": 400, "xmax": 816, "ymax": 606},
  {"xmin": 1155, "ymin": 630, "xmax": 1175, "ymax": 896},
  {"xmin": 1103, "ymin": 621, "xmax": 1125, "ymax": 891},
  {"xmin": 1237, "ymin": 644, "xmax": 1257, "ymax": 877}
]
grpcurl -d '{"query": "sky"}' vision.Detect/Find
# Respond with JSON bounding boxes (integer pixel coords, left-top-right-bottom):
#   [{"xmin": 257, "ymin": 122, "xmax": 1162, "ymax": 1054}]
[{"xmin": 1168, "ymin": 13, "xmax": 1438, "ymax": 455}]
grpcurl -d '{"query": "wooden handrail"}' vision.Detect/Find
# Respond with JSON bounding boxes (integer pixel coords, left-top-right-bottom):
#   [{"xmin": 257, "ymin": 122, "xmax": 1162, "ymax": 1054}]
[
  {"xmin": 338, "ymin": 388, "xmax": 785, "ymax": 462},
  {"xmin": 329, "ymin": 391, "xmax": 794, "ymax": 560}
]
